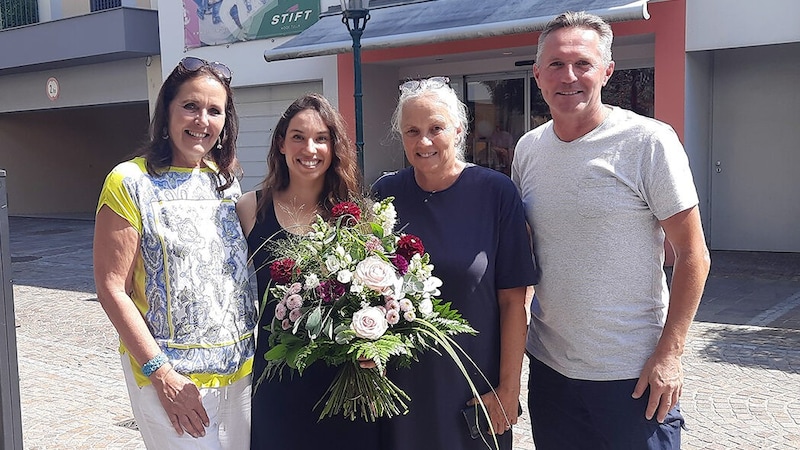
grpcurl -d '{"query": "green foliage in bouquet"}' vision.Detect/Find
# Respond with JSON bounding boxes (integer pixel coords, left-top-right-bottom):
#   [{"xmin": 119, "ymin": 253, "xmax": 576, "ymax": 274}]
[{"xmin": 255, "ymin": 197, "xmax": 478, "ymax": 422}]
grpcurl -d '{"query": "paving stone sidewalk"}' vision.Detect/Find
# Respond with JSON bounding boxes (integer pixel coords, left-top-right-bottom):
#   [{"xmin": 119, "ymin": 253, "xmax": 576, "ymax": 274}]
[{"xmin": 7, "ymin": 217, "xmax": 800, "ymax": 449}]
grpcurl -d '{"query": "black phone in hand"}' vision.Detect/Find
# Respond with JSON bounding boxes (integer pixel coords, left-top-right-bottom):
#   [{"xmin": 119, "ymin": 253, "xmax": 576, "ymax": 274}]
[{"xmin": 461, "ymin": 403, "xmax": 524, "ymax": 440}]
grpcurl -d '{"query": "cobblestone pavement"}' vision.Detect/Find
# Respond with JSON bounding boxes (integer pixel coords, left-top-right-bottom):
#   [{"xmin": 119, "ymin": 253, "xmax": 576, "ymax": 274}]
[{"xmin": 6, "ymin": 217, "xmax": 800, "ymax": 449}]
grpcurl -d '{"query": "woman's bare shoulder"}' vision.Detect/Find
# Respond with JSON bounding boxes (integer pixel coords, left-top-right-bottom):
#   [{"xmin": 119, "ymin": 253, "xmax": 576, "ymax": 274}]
[{"xmin": 237, "ymin": 190, "xmax": 258, "ymax": 238}]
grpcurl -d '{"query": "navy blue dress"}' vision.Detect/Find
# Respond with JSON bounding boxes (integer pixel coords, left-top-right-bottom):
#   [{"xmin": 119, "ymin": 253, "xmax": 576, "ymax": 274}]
[
  {"xmin": 372, "ymin": 165, "xmax": 539, "ymax": 450},
  {"xmin": 247, "ymin": 194, "xmax": 379, "ymax": 450}
]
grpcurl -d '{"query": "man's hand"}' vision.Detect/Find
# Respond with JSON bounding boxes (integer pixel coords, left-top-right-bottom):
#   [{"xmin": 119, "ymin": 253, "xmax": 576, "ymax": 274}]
[{"xmin": 632, "ymin": 351, "xmax": 683, "ymax": 423}]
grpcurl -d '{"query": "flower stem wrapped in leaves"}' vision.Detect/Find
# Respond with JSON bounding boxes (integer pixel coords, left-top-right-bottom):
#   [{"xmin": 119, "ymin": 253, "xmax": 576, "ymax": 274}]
[{"xmin": 257, "ymin": 197, "xmax": 478, "ymax": 422}]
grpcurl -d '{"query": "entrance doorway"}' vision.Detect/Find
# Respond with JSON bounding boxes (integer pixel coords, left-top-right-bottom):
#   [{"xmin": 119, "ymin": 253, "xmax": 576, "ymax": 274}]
[
  {"xmin": 464, "ymin": 72, "xmax": 527, "ymax": 176},
  {"xmin": 462, "ymin": 67, "xmax": 654, "ymax": 176}
]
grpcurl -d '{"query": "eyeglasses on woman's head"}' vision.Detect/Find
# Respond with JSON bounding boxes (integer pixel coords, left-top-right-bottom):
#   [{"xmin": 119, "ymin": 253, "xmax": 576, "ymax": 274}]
[
  {"xmin": 179, "ymin": 57, "xmax": 232, "ymax": 82},
  {"xmin": 399, "ymin": 76, "xmax": 450, "ymax": 92}
]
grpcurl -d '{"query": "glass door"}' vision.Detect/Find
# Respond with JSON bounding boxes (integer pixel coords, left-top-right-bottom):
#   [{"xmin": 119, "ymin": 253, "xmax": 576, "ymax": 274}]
[{"xmin": 464, "ymin": 72, "xmax": 528, "ymax": 176}]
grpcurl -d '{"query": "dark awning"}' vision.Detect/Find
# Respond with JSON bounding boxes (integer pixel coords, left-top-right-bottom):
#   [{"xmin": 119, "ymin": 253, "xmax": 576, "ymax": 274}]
[{"xmin": 264, "ymin": 0, "xmax": 649, "ymax": 61}]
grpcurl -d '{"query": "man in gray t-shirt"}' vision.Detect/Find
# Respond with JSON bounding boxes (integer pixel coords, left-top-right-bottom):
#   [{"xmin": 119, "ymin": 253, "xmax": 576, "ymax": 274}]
[{"xmin": 511, "ymin": 11, "xmax": 710, "ymax": 450}]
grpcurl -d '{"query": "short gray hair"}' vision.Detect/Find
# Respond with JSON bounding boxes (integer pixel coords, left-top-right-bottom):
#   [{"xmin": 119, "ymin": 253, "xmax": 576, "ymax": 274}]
[
  {"xmin": 536, "ymin": 11, "xmax": 613, "ymax": 67},
  {"xmin": 390, "ymin": 77, "xmax": 469, "ymax": 161}
]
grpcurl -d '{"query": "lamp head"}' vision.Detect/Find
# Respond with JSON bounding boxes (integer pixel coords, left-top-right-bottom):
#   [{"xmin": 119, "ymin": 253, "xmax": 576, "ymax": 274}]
[{"xmin": 340, "ymin": 0, "xmax": 370, "ymax": 12}]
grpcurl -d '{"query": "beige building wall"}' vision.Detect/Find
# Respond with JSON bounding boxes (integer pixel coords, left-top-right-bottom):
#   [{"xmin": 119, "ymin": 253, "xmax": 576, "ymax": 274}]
[
  {"xmin": 61, "ymin": 0, "xmax": 91, "ymax": 17},
  {"xmin": 0, "ymin": 103, "xmax": 148, "ymax": 217}
]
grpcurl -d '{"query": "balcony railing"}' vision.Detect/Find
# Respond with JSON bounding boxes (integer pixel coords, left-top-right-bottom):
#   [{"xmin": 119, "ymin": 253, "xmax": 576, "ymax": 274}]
[
  {"xmin": 0, "ymin": 0, "xmax": 39, "ymax": 29},
  {"xmin": 91, "ymin": 0, "xmax": 122, "ymax": 12}
]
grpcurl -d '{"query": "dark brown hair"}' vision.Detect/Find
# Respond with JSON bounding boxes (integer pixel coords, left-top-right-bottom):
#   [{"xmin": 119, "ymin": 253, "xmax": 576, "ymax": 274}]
[
  {"xmin": 257, "ymin": 93, "xmax": 361, "ymax": 220},
  {"xmin": 139, "ymin": 60, "xmax": 240, "ymax": 191}
]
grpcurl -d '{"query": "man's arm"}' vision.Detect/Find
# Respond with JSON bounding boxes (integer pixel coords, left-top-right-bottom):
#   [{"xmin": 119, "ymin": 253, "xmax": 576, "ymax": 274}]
[{"xmin": 632, "ymin": 205, "xmax": 710, "ymax": 422}]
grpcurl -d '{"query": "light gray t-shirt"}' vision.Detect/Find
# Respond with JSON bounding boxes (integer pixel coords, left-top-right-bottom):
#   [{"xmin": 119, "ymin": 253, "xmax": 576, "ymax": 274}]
[{"xmin": 511, "ymin": 106, "xmax": 699, "ymax": 381}]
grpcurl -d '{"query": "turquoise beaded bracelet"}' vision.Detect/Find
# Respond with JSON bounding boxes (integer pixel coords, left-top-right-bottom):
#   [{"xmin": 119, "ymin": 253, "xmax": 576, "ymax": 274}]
[{"xmin": 142, "ymin": 352, "xmax": 168, "ymax": 377}]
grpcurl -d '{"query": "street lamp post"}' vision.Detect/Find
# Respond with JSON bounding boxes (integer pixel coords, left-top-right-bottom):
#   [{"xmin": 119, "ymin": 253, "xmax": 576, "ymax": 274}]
[{"xmin": 340, "ymin": 0, "xmax": 370, "ymax": 174}]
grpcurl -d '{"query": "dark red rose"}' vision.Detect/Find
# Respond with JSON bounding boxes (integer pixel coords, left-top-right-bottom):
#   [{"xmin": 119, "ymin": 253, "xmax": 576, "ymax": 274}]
[
  {"xmin": 397, "ymin": 234, "xmax": 424, "ymax": 261},
  {"xmin": 270, "ymin": 258, "xmax": 299, "ymax": 284},
  {"xmin": 331, "ymin": 202, "xmax": 361, "ymax": 226}
]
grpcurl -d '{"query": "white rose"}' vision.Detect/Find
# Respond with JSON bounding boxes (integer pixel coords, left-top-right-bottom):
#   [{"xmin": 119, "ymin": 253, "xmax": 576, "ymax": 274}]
[
  {"xmin": 325, "ymin": 255, "xmax": 341, "ymax": 273},
  {"xmin": 418, "ymin": 298, "xmax": 434, "ymax": 316},
  {"xmin": 351, "ymin": 306, "xmax": 389, "ymax": 340},
  {"xmin": 354, "ymin": 256, "xmax": 399, "ymax": 294},
  {"xmin": 337, "ymin": 269, "xmax": 353, "ymax": 284}
]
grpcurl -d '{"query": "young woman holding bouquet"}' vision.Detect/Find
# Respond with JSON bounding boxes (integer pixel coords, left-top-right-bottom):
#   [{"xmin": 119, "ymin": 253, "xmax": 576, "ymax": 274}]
[
  {"xmin": 236, "ymin": 93, "xmax": 378, "ymax": 449},
  {"xmin": 372, "ymin": 77, "xmax": 539, "ymax": 450},
  {"xmin": 93, "ymin": 57, "xmax": 255, "ymax": 448}
]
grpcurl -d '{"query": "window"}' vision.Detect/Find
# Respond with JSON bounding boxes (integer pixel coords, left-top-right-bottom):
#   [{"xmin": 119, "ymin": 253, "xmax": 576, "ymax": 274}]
[
  {"xmin": 465, "ymin": 74, "xmax": 527, "ymax": 176},
  {"xmin": 91, "ymin": 0, "xmax": 122, "ymax": 12},
  {"xmin": 529, "ymin": 66, "xmax": 655, "ymax": 131},
  {"xmin": 604, "ymin": 68, "xmax": 655, "ymax": 117},
  {"xmin": 0, "ymin": 0, "xmax": 39, "ymax": 29}
]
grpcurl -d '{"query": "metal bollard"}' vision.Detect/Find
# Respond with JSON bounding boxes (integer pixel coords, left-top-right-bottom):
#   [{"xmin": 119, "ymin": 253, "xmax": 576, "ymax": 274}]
[{"xmin": 0, "ymin": 169, "xmax": 24, "ymax": 449}]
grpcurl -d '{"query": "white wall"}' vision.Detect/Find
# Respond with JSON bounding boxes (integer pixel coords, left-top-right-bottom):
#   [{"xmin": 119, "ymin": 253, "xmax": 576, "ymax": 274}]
[
  {"xmin": 235, "ymin": 81, "xmax": 324, "ymax": 192},
  {"xmin": 687, "ymin": 0, "xmax": 800, "ymax": 51},
  {"xmin": 684, "ymin": 51, "xmax": 713, "ymax": 233}
]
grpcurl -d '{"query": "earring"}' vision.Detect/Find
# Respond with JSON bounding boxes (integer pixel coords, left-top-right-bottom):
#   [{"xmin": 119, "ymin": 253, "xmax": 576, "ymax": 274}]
[
  {"xmin": 216, "ymin": 130, "xmax": 225, "ymax": 150},
  {"xmin": 161, "ymin": 127, "xmax": 169, "ymax": 140}
]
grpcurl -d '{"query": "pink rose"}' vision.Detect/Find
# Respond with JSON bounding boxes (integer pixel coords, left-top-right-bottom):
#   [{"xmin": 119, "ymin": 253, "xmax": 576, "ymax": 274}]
[
  {"xmin": 351, "ymin": 306, "xmax": 389, "ymax": 340},
  {"xmin": 354, "ymin": 256, "xmax": 399, "ymax": 294}
]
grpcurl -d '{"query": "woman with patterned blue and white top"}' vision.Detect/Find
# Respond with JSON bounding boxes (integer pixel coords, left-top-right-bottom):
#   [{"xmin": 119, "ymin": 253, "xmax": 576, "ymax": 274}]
[{"xmin": 93, "ymin": 57, "xmax": 256, "ymax": 449}]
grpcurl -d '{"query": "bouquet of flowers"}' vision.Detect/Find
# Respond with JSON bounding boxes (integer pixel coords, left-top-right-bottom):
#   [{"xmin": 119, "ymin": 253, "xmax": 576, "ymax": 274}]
[{"xmin": 257, "ymin": 197, "xmax": 478, "ymax": 422}]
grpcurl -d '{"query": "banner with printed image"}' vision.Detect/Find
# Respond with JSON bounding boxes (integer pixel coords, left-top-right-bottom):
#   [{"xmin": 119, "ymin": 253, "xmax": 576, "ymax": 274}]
[{"xmin": 184, "ymin": 0, "xmax": 320, "ymax": 49}]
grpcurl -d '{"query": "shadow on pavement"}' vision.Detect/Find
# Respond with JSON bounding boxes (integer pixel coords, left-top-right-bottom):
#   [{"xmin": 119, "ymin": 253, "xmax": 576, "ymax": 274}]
[
  {"xmin": 692, "ymin": 325, "xmax": 800, "ymax": 373},
  {"xmin": 8, "ymin": 217, "xmax": 96, "ymax": 293}
]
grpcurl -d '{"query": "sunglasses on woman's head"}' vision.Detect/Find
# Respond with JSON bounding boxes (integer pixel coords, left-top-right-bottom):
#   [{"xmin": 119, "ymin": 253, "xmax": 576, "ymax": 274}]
[
  {"xmin": 179, "ymin": 56, "xmax": 232, "ymax": 82},
  {"xmin": 399, "ymin": 76, "xmax": 450, "ymax": 92}
]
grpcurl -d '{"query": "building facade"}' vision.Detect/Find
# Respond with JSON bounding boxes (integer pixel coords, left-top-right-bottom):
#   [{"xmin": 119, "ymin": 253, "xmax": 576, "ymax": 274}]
[
  {"xmin": 1, "ymin": 0, "xmax": 798, "ymax": 252},
  {"xmin": 0, "ymin": 0, "xmax": 159, "ymax": 217}
]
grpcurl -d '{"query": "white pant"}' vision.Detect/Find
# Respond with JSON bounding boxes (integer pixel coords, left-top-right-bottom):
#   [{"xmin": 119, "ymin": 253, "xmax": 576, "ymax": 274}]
[{"xmin": 121, "ymin": 355, "xmax": 251, "ymax": 450}]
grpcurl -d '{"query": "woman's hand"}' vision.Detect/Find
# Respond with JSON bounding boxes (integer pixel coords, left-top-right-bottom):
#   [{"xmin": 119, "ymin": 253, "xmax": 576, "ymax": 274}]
[
  {"xmin": 357, "ymin": 357, "xmax": 377, "ymax": 369},
  {"xmin": 150, "ymin": 366, "xmax": 210, "ymax": 438},
  {"xmin": 468, "ymin": 386, "xmax": 520, "ymax": 436}
]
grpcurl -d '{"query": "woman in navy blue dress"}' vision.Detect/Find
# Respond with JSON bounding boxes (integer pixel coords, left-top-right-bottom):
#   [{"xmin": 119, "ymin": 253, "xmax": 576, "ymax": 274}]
[
  {"xmin": 372, "ymin": 77, "xmax": 539, "ymax": 450},
  {"xmin": 236, "ymin": 93, "xmax": 377, "ymax": 450}
]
